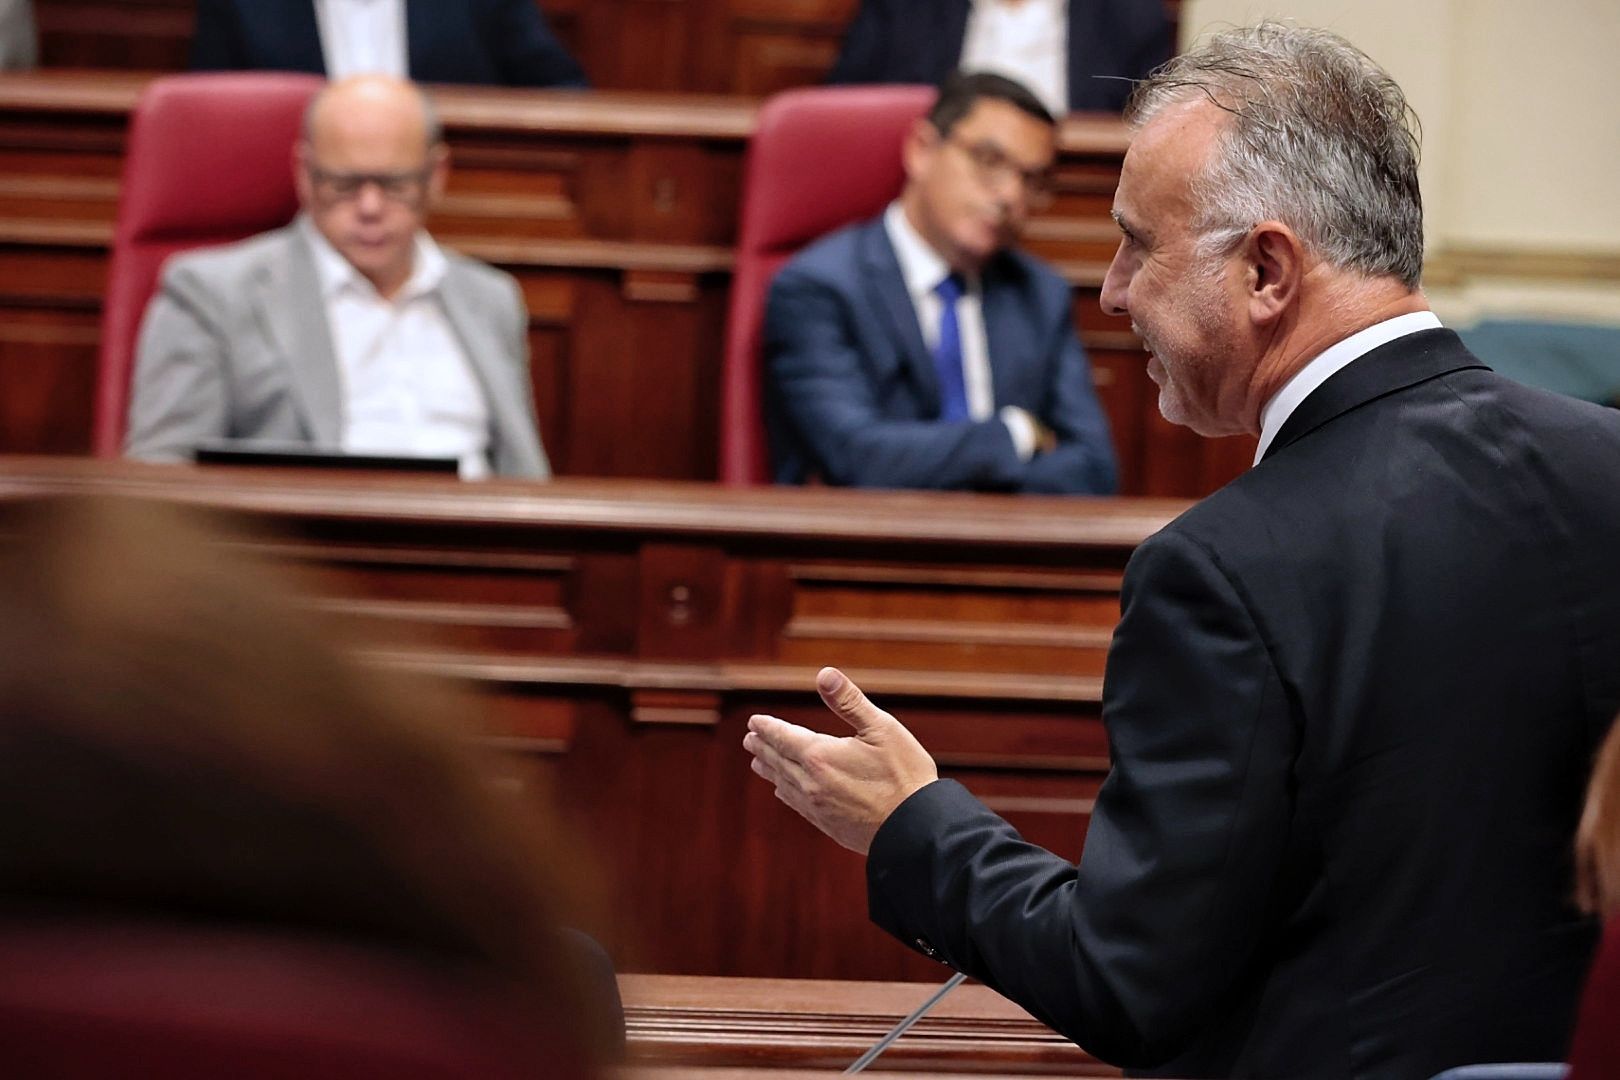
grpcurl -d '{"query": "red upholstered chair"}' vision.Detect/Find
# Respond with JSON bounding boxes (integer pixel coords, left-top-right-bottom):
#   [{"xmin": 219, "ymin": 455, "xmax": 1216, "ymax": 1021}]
[
  {"xmin": 0, "ymin": 918, "xmax": 591, "ymax": 1079},
  {"xmin": 93, "ymin": 72, "xmax": 323, "ymax": 458},
  {"xmin": 718, "ymin": 84, "xmax": 935, "ymax": 486}
]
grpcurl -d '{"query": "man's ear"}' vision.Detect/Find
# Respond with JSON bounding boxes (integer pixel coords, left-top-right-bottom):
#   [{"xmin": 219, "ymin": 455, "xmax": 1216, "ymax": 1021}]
[
  {"xmin": 291, "ymin": 142, "xmax": 314, "ymax": 209},
  {"xmin": 426, "ymin": 142, "xmax": 451, "ymax": 206},
  {"xmin": 1242, "ymin": 221, "xmax": 1302, "ymax": 324},
  {"xmin": 901, "ymin": 118, "xmax": 939, "ymax": 182}
]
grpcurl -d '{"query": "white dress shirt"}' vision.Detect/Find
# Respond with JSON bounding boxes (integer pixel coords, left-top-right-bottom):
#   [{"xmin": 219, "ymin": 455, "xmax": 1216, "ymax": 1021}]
[
  {"xmin": 315, "ymin": 0, "xmax": 408, "ymax": 80},
  {"xmin": 883, "ymin": 202, "xmax": 1038, "ymax": 458},
  {"xmin": 300, "ymin": 216, "xmax": 493, "ymax": 478},
  {"xmin": 1254, "ymin": 310, "xmax": 1444, "ymax": 464},
  {"xmin": 959, "ymin": 0, "xmax": 1069, "ymax": 117}
]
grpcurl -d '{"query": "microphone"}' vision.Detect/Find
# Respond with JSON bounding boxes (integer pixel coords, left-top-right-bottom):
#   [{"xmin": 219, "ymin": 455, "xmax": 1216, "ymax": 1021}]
[{"xmin": 844, "ymin": 971, "xmax": 968, "ymax": 1074}]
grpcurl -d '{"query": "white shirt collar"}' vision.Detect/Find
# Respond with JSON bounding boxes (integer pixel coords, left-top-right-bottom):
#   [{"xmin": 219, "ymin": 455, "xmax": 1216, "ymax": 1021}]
[
  {"xmin": 883, "ymin": 202, "xmax": 977, "ymax": 299},
  {"xmin": 297, "ymin": 213, "xmax": 447, "ymax": 303},
  {"xmin": 1254, "ymin": 310, "xmax": 1443, "ymax": 464}
]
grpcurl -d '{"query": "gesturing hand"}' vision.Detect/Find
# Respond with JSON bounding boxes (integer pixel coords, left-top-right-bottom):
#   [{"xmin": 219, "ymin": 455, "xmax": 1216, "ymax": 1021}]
[{"xmin": 743, "ymin": 666, "xmax": 939, "ymax": 855}]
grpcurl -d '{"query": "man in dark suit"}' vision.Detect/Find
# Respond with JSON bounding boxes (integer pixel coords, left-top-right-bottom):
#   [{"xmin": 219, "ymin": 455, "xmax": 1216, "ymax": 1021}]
[
  {"xmin": 190, "ymin": 0, "xmax": 588, "ymax": 88},
  {"xmin": 827, "ymin": 0, "xmax": 1173, "ymax": 114},
  {"xmin": 745, "ymin": 22, "xmax": 1620, "ymax": 1078},
  {"xmin": 765, "ymin": 73, "xmax": 1118, "ymax": 494}
]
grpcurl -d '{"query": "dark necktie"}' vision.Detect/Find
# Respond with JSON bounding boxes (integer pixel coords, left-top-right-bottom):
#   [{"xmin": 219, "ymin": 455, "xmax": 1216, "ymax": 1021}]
[{"xmin": 932, "ymin": 272, "xmax": 969, "ymax": 422}]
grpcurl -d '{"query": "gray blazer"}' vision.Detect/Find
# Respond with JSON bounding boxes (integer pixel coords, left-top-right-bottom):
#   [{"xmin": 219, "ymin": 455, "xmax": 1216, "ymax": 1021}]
[
  {"xmin": 0, "ymin": 0, "xmax": 37, "ymax": 70},
  {"xmin": 125, "ymin": 223, "xmax": 550, "ymax": 479}
]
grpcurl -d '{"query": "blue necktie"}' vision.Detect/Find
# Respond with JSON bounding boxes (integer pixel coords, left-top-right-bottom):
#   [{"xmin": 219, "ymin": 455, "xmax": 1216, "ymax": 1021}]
[{"xmin": 932, "ymin": 272, "xmax": 969, "ymax": 422}]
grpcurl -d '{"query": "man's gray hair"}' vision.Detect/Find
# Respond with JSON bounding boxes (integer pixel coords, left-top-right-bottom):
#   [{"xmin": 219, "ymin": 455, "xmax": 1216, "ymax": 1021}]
[{"xmin": 1125, "ymin": 22, "xmax": 1424, "ymax": 288}]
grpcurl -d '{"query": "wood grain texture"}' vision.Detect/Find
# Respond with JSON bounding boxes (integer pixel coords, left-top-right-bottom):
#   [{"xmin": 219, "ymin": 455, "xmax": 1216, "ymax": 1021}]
[{"xmin": 620, "ymin": 973, "xmax": 1120, "ymax": 1074}]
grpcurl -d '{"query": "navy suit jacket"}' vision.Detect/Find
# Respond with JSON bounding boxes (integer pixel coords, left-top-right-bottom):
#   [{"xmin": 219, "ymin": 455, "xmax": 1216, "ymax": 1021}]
[
  {"xmin": 826, "ymin": 0, "xmax": 1173, "ymax": 113},
  {"xmin": 868, "ymin": 330, "xmax": 1620, "ymax": 1076},
  {"xmin": 764, "ymin": 216, "xmax": 1117, "ymax": 494},
  {"xmin": 191, "ymin": 0, "xmax": 588, "ymax": 88}
]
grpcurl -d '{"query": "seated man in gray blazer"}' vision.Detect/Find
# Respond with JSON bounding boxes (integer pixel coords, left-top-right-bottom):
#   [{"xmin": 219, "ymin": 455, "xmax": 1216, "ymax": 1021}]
[{"xmin": 126, "ymin": 74, "xmax": 550, "ymax": 479}]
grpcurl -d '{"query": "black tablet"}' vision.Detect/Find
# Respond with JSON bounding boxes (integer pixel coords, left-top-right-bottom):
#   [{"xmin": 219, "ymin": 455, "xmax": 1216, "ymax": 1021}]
[{"xmin": 192, "ymin": 440, "xmax": 460, "ymax": 475}]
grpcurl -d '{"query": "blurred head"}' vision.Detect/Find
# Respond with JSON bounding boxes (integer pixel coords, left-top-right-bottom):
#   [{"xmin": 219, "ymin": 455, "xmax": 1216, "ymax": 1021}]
[
  {"xmin": 1099, "ymin": 23, "xmax": 1426, "ymax": 436},
  {"xmin": 900, "ymin": 71, "xmax": 1057, "ymax": 274},
  {"xmin": 0, "ymin": 496, "xmax": 605, "ymax": 1053},
  {"xmin": 294, "ymin": 75, "xmax": 448, "ymax": 299}
]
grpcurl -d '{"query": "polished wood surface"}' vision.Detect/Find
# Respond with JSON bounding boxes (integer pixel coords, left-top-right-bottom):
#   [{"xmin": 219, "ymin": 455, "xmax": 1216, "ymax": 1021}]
[
  {"xmin": 0, "ymin": 70, "xmax": 1253, "ymax": 495},
  {"xmin": 620, "ymin": 974, "xmax": 1117, "ymax": 1074},
  {"xmin": 0, "ymin": 457, "xmax": 1186, "ymax": 981}
]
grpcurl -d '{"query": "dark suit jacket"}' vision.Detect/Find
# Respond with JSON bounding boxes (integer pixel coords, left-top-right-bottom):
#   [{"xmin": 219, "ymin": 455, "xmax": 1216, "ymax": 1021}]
[
  {"xmin": 764, "ymin": 216, "xmax": 1117, "ymax": 494},
  {"xmin": 826, "ymin": 0, "xmax": 1173, "ymax": 113},
  {"xmin": 868, "ymin": 329, "xmax": 1620, "ymax": 1076},
  {"xmin": 190, "ymin": 0, "xmax": 588, "ymax": 88}
]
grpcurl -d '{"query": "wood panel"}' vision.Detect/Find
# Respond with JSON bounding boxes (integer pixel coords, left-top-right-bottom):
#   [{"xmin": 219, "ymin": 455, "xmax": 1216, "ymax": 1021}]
[
  {"xmin": 620, "ymin": 973, "xmax": 1118, "ymax": 1074},
  {"xmin": 0, "ymin": 458, "xmax": 1187, "ymax": 981},
  {"xmin": 0, "ymin": 71, "xmax": 1253, "ymax": 495}
]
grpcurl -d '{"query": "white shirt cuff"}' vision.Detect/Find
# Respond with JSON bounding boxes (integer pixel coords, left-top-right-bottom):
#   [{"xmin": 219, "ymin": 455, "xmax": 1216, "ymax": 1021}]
[{"xmin": 1000, "ymin": 406, "xmax": 1037, "ymax": 461}]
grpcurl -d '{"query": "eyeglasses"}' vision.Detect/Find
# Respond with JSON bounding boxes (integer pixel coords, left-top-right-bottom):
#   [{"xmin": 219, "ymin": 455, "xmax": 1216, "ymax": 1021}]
[
  {"xmin": 306, "ymin": 164, "xmax": 432, "ymax": 206},
  {"xmin": 946, "ymin": 136, "xmax": 1055, "ymax": 209}
]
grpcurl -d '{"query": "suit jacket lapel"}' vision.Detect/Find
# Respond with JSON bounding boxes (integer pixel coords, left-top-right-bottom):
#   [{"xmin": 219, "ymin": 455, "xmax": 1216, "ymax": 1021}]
[
  {"xmin": 1064, "ymin": 0, "xmax": 1090, "ymax": 109},
  {"xmin": 436, "ymin": 265, "xmax": 518, "ymax": 457},
  {"xmin": 255, "ymin": 227, "xmax": 343, "ymax": 445},
  {"xmin": 938, "ymin": 0, "xmax": 974, "ymax": 79},
  {"xmin": 1263, "ymin": 328, "xmax": 1489, "ymax": 461},
  {"xmin": 403, "ymin": 0, "xmax": 432, "ymax": 79},
  {"xmin": 860, "ymin": 219, "xmax": 942, "ymax": 415},
  {"xmin": 277, "ymin": 0, "xmax": 326, "ymax": 74}
]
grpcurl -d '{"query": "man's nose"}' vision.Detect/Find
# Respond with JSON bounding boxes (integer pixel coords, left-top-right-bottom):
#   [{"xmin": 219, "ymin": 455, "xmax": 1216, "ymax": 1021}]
[
  {"xmin": 1099, "ymin": 241, "xmax": 1131, "ymax": 318},
  {"xmin": 355, "ymin": 182, "xmax": 386, "ymax": 216},
  {"xmin": 991, "ymin": 169, "xmax": 1032, "ymax": 210}
]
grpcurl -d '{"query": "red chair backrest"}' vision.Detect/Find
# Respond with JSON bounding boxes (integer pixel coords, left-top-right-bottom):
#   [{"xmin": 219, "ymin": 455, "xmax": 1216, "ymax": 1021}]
[
  {"xmin": 93, "ymin": 72, "xmax": 323, "ymax": 458},
  {"xmin": 718, "ymin": 85, "xmax": 935, "ymax": 486},
  {"xmin": 0, "ymin": 918, "xmax": 592, "ymax": 1080}
]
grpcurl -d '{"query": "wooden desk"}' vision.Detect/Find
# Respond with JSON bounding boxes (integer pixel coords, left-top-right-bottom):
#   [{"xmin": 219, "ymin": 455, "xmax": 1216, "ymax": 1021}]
[
  {"xmin": 0, "ymin": 71, "xmax": 1253, "ymax": 495},
  {"xmin": 620, "ymin": 973, "xmax": 1117, "ymax": 1075},
  {"xmin": 0, "ymin": 458, "xmax": 1185, "ymax": 981}
]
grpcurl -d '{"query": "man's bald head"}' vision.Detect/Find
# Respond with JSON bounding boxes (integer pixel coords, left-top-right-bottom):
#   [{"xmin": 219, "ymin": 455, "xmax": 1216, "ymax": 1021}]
[
  {"xmin": 293, "ymin": 75, "xmax": 449, "ymax": 300},
  {"xmin": 301, "ymin": 74, "xmax": 443, "ymax": 157}
]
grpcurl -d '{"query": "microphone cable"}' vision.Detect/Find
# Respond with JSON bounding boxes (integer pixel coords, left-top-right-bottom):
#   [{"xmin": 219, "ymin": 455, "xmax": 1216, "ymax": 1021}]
[{"xmin": 844, "ymin": 971, "xmax": 968, "ymax": 1074}]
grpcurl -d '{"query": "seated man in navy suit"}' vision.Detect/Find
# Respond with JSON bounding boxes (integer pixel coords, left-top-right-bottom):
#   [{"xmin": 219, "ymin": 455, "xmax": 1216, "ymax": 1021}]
[
  {"xmin": 191, "ymin": 0, "xmax": 588, "ymax": 88},
  {"xmin": 827, "ymin": 0, "xmax": 1173, "ymax": 115},
  {"xmin": 764, "ymin": 72, "xmax": 1118, "ymax": 494}
]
